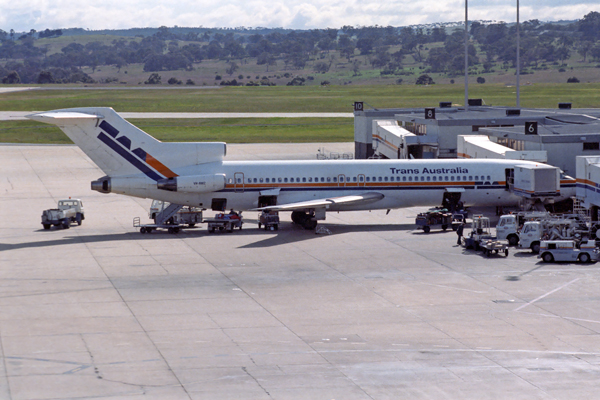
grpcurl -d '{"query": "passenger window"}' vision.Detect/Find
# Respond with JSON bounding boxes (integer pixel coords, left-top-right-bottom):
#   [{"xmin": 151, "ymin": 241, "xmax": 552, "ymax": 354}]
[
  {"xmin": 284, "ymin": 178, "xmax": 288, "ymax": 183},
  {"xmin": 353, "ymin": 177, "xmax": 357, "ymax": 182},
  {"xmin": 403, "ymin": 177, "xmax": 406, "ymax": 182},
  {"xmin": 265, "ymin": 178, "xmax": 270, "ymax": 183},
  {"xmin": 432, "ymin": 176, "xmax": 437, "ymax": 181},
  {"xmin": 427, "ymin": 176, "xmax": 431, "ymax": 181},
  {"xmin": 469, "ymin": 176, "xmax": 473, "ymax": 181},
  {"xmin": 247, "ymin": 178, "xmax": 252, "ymax": 183},
  {"xmin": 378, "ymin": 177, "xmax": 382, "ymax": 182},
  {"xmin": 384, "ymin": 177, "xmax": 388, "ymax": 182},
  {"xmin": 451, "ymin": 176, "xmax": 454, "ymax": 181},
  {"xmin": 320, "ymin": 177, "xmax": 325, "ymax": 182},
  {"xmin": 487, "ymin": 175, "xmax": 491, "ymax": 181},
  {"xmin": 359, "ymin": 176, "xmax": 364, "ymax": 182},
  {"xmin": 278, "ymin": 177, "xmax": 282, "ymax": 182},
  {"xmin": 327, "ymin": 177, "xmax": 331, "ymax": 182},
  {"xmin": 366, "ymin": 177, "xmax": 371, "ymax": 182},
  {"xmin": 333, "ymin": 177, "xmax": 337, "ymax": 182},
  {"xmin": 308, "ymin": 177, "xmax": 312, "ymax": 182},
  {"xmin": 253, "ymin": 178, "xmax": 257, "ymax": 183},
  {"xmin": 420, "ymin": 176, "xmax": 424, "ymax": 181},
  {"xmin": 259, "ymin": 178, "xmax": 263, "ymax": 183},
  {"xmin": 408, "ymin": 177, "xmax": 412, "ymax": 182}
]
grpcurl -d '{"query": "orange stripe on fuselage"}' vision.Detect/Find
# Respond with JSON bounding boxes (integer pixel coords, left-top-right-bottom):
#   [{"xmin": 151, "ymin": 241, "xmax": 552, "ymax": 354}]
[{"xmin": 146, "ymin": 154, "xmax": 178, "ymax": 178}]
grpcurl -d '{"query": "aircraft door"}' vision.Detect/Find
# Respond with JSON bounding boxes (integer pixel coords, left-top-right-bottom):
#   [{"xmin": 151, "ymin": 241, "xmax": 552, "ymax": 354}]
[
  {"xmin": 234, "ymin": 172, "xmax": 244, "ymax": 193},
  {"xmin": 357, "ymin": 174, "xmax": 366, "ymax": 187}
]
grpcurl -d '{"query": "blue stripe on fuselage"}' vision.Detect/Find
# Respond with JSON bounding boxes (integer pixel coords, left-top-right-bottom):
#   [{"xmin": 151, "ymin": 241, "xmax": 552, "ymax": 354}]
[{"xmin": 97, "ymin": 132, "xmax": 163, "ymax": 181}]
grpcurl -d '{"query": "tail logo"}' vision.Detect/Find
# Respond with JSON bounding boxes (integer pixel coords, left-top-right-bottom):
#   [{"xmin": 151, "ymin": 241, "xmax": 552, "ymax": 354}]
[{"xmin": 97, "ymin": 121, "xmax": 177, "ymax": 181}]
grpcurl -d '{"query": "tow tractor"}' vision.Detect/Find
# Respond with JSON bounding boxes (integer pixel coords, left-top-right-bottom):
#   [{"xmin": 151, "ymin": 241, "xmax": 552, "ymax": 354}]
[
  {"xmin": 415, "ymin": 207, "xmax": 452, "ymax": 233},
  {"xmin": 205, "ymin": 212, "xmax": 243, "ymax": 233},
  {"xmin": 538, "ymin": 239, "xmax": 598, "ymax": 263},
  {"xmin": 462, "ymin": 215, "xmax": 509, "ymax": 256},
  {"xmin": 258, "ymin": 210, "xmax": 280, "ymax": 231}
]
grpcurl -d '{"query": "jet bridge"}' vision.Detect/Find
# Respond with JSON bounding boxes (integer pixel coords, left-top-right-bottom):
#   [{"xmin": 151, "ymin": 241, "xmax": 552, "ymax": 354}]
[
  {"xmin": 372, "ymin": 120, "xmax": 438, "ymax": 159},
  {"xmin": 457, "ymin": 135, "xmax": 547, "ymax": 162}
]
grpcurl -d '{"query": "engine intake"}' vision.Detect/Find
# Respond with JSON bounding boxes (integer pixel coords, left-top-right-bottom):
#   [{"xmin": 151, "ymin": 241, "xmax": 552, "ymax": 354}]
[{"xmin": 157, "ymin": 174, "xmax": 226, "ymax": 193}]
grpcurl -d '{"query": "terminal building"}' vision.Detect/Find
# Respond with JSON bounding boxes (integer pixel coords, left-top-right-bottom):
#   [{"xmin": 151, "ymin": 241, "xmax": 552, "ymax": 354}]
[{"xmin": 353, "ymin": 101, "xmax": 600, "ymax": 177}]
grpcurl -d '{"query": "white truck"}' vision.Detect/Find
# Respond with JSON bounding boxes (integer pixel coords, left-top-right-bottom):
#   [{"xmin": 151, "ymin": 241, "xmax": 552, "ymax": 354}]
[
  {"xmin": 41, "ymin": 199, "xmax": 85, "ymax": 230},
  {"xmin": 496, "ymin": 211, "xmax": 550, "ymax": 246},
  {"xmin": 518, "ymin": 216, "xmax": 589, "ymax": 254}
]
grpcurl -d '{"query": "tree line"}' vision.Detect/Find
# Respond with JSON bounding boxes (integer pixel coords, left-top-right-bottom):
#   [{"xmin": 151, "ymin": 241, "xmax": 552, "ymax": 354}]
[{"xmin": 1, "ymin": 11, "xmax": 599, "ymax": 84}]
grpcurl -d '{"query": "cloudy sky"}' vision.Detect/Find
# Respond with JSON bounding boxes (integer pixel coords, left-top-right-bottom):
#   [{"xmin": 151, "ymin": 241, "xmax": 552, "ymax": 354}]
[{"xmin": 1, "ymin": 0, "xmax": 597, "ymax": 33}]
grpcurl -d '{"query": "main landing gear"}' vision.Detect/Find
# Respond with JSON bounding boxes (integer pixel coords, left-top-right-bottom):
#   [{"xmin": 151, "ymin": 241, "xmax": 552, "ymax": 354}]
[{"xmin": 291, "ymin": 211, "xmax": 318, "ymax": 230}]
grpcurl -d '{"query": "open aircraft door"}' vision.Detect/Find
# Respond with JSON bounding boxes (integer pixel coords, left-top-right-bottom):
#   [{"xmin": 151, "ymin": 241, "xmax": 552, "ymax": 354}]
[{"xmin": 234, "ymin": 172, "xmax": 244, "ymax": 193}]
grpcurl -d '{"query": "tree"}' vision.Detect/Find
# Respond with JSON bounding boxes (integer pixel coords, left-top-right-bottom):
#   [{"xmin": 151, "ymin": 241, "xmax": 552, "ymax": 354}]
[
  {"xmin": 226, "ymin": 62, "xmax": 239, "ymax": 76},
  {"xmin": 2, "ymin": 70, "xmax": 20, "ymax": 84},
  {"xmin": 415, "ymin": 74, "xmax": 434, "ymax": 85},
  {"xmin": 144, "ymin": 73, "xmax": 161, "ymax": 84},
  {"xmin": 476, "ymin": 76, "xmax": 485, "ymax": 84},
  {"xmin": 37, "ymin": 70, "xmax": 54, "ymax": 83}
]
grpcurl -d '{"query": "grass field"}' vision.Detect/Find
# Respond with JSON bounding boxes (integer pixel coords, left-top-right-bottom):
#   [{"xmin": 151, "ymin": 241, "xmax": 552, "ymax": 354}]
[
  {"xmin": 1, "ymin": 83, "xmax": 599, "ymax": 144},
  {"xmin": 0, "ymin": 118, "xmax": 354, "ymax": 144}
]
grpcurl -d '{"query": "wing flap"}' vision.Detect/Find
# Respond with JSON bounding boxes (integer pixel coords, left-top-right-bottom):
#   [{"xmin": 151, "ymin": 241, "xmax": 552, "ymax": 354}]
[{"xmin": 254, "ymin": 192, "xmax": 384, "ymax": 212}]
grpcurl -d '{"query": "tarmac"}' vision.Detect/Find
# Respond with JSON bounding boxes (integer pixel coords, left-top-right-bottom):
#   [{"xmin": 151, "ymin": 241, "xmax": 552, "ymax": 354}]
[{"xmin": 2, "ymin": 143, "xmax": 600, "ymax": 400}]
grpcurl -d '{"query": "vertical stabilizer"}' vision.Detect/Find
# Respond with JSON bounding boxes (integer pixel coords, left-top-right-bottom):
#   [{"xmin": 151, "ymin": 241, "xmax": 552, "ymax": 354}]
[{"xmin": 27, "ymin": 107, "xmax": 227, "ymax": 180}]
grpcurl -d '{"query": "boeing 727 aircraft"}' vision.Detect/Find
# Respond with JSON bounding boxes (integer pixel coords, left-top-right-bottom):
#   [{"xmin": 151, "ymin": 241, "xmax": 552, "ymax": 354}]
[{"xmin": 28, "ymin": 107, "xmax": 576, "ymax": 229}]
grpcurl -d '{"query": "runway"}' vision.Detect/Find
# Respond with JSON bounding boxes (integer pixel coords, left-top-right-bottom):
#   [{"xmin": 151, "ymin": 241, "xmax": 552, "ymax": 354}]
[{"xmin": 1, "ymin": 144, "xmax": 600, "ymax": 399}]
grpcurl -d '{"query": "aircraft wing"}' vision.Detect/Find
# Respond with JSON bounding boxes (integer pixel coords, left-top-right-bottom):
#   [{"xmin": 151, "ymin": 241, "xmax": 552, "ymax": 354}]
[{"xmin": 254, "ymin": 192, "xmax": 384, "ymax": 212}]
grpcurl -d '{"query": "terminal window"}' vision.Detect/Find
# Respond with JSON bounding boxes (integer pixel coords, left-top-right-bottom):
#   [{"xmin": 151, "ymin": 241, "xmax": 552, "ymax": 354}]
[{"xmin": 584, "ymin": 142, "xmax": 600, "ymax": 150}]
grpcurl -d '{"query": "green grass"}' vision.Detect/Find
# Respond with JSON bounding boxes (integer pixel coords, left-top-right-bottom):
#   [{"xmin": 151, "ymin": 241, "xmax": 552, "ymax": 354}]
[
  {"xmin": 2, "ymin": 83, "xmax": 600, "ymax": 113},
  {"xmin": 2, "ymin": 83, "xmax": 599, "ymax": 144},
  {"xmin": 0, "ymin": 118, "xmax": 353, "ymax": 144}
]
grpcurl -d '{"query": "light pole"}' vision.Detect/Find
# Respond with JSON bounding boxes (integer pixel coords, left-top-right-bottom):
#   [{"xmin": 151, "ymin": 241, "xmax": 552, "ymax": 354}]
[
  {"xmin": 516, "ymin": 0, "xmax": 520, "ymax": 107},
  {"xmin": 465, "ymin": 0, "xmax": 469, "ymax": 110}
]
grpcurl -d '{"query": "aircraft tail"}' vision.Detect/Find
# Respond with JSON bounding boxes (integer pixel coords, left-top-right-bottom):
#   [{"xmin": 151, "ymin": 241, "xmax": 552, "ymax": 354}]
[{"xmin": 27, "ymin": 107, "xmax": 227, "ymax": 180}]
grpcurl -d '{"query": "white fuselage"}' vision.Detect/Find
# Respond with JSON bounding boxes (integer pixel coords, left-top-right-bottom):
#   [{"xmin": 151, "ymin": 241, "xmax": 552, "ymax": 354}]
[{"xmin": 109, "ymin": 158, "xmax": 576, "ymax": 212}]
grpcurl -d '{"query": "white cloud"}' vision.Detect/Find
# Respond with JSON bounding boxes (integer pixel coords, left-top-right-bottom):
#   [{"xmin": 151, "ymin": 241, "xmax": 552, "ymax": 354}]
[{"xmin": 0, "ymin": 0, "xmax": 597, "ymax": 32}]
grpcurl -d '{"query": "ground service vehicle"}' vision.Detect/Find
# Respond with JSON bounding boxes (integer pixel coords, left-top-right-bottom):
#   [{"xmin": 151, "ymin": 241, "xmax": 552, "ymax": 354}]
[
  {"xmin": 480, "ymin": 238, "xmax": 509, "ymax": 257},
  {"xmin": 496, "ymin": 211, "xmax": 549, "ymax": 245},
  {"xmin": 416, "ymin": 208, "xmax": 452, "ymax": 233},
  {"xmin": 538, "ymin": 240, "xmax": 598, "ymax": 263},
  {"xmin": 258, "ymin": 210, "xmax": 280, "ymax": 230},
  {"xmin": 462, "ymin": 215, "xmax": 494, "ymax": 250},
  {"xmin": 451, "ymin": 210, "xmax": 469, "ymax": 231},
  {"xmin": 41, "ymin": 199, "xmax": 85, "ymax": 229},
  {"xmin": 519, "ymin": 216, "xmax": 590, "ymax": 253},
  {"xmin": 206, "ymin": 213, "xmax": 243, "ymax": 233},
  {"xmin": 149, "ymin": 200, "xmax": 203, "ymax": 226}
]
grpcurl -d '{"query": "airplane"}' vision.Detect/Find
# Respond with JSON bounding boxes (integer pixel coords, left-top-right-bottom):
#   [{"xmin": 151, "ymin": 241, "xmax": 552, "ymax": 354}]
[{"xmin": 28, "ymin": 107, "xmax": 577, "ymax": 230}]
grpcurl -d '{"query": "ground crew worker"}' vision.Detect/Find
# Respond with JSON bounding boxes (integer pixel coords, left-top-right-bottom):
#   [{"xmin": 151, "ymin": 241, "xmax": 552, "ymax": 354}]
[{"xmin": 456, "ymin": 222, "xmax": 465, "ymax": 245}]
